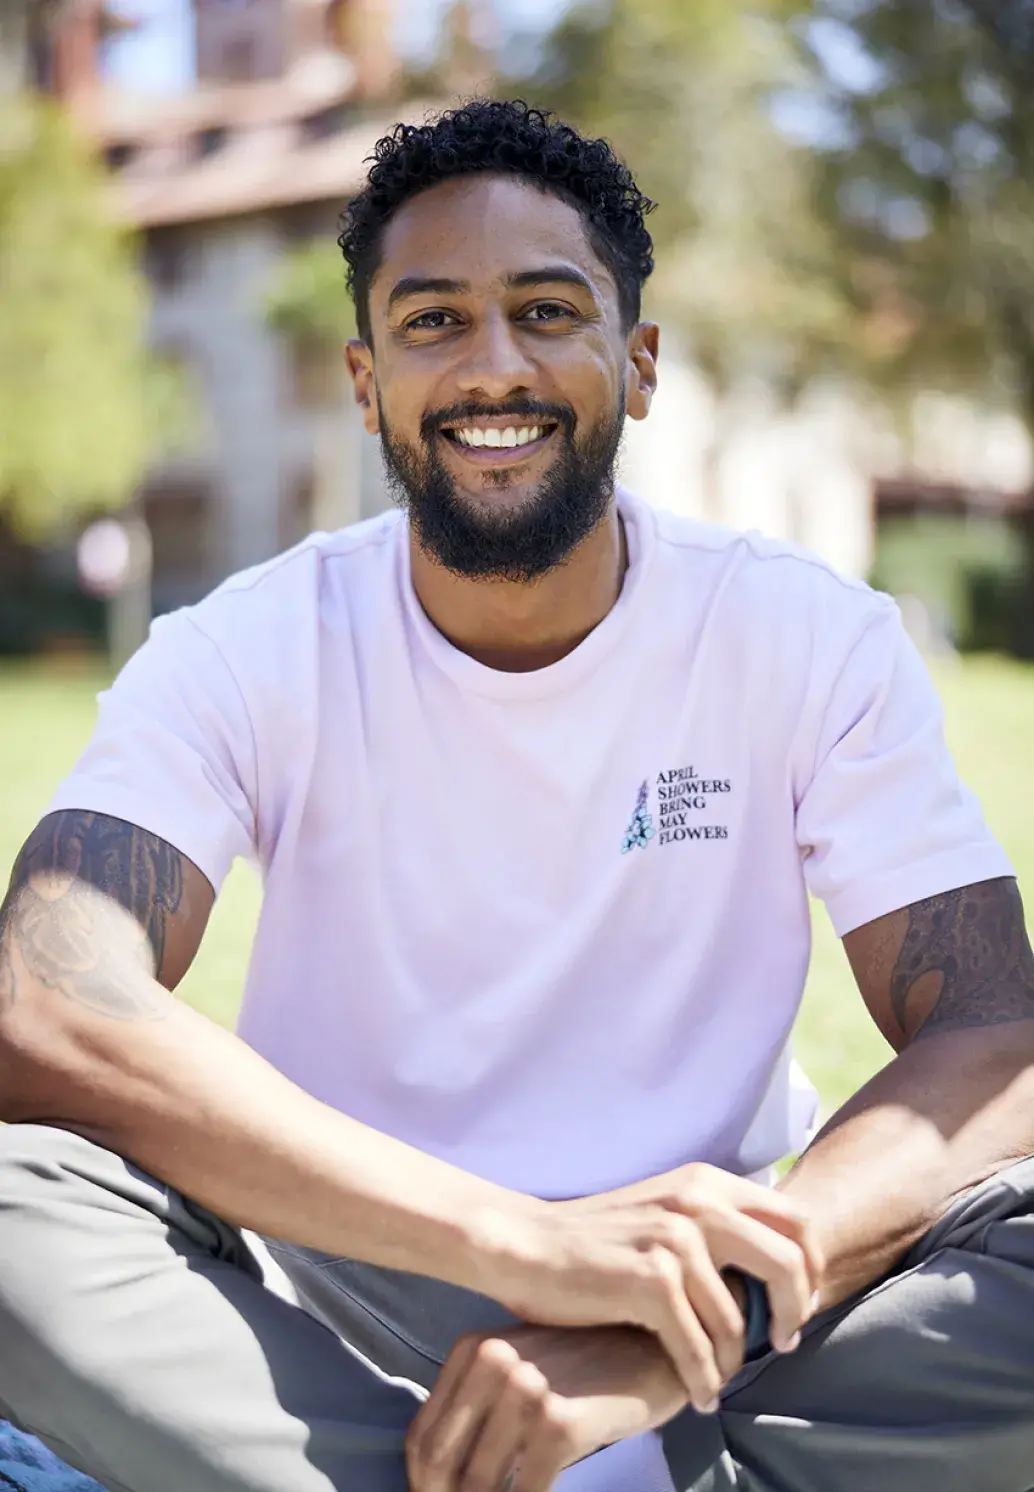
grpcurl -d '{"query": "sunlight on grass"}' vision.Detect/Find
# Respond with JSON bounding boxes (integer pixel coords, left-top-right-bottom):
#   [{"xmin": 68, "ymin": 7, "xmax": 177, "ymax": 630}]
[{"xmin": 2, "ymin": 652, "xmax": 1032, "ymax": 1118}]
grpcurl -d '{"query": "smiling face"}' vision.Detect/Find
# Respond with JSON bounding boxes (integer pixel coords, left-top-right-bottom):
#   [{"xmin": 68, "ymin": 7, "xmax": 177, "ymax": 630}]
[{"xmin": 346, "ymin": 173, "xmax": 658, "ymax": 581}]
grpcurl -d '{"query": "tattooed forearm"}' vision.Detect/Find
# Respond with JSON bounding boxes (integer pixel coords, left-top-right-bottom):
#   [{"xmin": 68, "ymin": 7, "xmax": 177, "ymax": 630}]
[
  {"xmin": 0, "ymin": 811, "xmax": 190, "ymax": 1021},
  {"xmin": 889, "ymin": 878, "xmax": 1034, "ymax": 1041}
]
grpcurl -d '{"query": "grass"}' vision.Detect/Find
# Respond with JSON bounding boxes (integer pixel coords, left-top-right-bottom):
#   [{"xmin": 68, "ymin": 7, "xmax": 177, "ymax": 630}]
[{"xmin": 2, "ymin": 653, "xmax": 1033, "ymax": 1116}]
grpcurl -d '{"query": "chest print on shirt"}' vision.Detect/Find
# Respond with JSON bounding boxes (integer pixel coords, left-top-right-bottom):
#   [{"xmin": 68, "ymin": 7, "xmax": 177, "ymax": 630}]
[
  {"xmin": 621, "ymin": 768, "xmax": 732, "ymax": 853},
  {"xmin": 620, "ymin": 780, "xmax": 656, "ymax": 852}
]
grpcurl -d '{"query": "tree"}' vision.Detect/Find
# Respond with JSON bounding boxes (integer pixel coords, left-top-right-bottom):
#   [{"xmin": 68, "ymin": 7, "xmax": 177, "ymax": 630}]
[
  {"xmin": 524, "ymin": 0, "xmax": 858, "ymax": 397},
  {"xmin": 264, "ymin": 237, "xmax": 356, "ymax": 346},
  {"xmin": 805, "ymin": 1, "xmax": 1034, "ymax": 419},
  {"xmin": 805, "ymin": 0, "xmax": 1034, "ymax": 647},
  {"xmin": 0, "ymin": 90, "xmax": 174, "ymax": 541}
]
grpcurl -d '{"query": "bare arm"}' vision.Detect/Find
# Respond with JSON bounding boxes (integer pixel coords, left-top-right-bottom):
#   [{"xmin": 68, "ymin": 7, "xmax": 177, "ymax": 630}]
[
  {"xmin": 779, "ymin": 876, "xmax": 1034, "ymax": 1307},
  {"xmin": 0, "ymin": 809, "xmax": 815, "ymax": 1410},
  {"xmin": 0, "ymin": 809, "xmax": 212, "ymax": 1009},
  {"xmin": 0, "ymin": 809, "xmax": 531, "ymax": 1285}
]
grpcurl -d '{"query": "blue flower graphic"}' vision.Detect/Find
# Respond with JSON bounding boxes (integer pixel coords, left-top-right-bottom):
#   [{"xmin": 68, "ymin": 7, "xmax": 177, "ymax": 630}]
[{"xmin": 621, "ymin": 780, "xmax": 656, "ymax": 852}]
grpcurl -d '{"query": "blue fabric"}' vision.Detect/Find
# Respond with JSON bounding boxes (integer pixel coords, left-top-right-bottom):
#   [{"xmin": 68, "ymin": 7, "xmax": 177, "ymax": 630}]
[{"xmin": 0, "ymin": 1423, "xmax": 106, "ymax": 1492}]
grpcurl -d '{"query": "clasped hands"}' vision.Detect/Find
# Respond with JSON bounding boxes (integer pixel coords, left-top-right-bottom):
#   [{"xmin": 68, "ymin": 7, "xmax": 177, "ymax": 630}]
[{"xmin": 406, "ymin": 1163, "xmax": 823, "ymax": 1492}]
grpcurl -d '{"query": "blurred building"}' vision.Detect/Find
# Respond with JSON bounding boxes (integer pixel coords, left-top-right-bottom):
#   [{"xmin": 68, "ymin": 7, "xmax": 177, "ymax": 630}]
[
  {"xmin": 620, "ymin": 342, "xmax": 1033, "ymax": 598},
  {"xmin": 17, "ymin": 2, "xmax": 1034, "ymax": 626},
  {"xmin": 36, "ymin": 0, "xmax": 401, "ymax": 613}
]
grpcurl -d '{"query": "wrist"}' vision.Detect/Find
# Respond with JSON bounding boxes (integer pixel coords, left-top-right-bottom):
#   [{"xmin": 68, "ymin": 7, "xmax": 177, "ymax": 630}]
[{"xmin": 446, "ymin": 1193, "xmax": 550, "ymax": 1300}]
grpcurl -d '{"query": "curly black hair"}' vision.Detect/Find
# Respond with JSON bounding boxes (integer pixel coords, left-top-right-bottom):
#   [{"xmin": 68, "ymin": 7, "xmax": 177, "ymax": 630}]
[{"xmin": 338, "ymin": 99, "xmax": 656, "ymax": 345}]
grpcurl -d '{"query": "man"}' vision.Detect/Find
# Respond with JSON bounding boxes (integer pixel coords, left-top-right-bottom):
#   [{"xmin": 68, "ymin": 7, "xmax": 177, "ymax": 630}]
[{"xmin": 0, "ymin": 98, "xmax": 1032, "ymax": 1492}]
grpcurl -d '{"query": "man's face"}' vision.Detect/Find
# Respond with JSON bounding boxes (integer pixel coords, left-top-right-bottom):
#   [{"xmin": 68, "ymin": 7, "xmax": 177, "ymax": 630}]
[{"xmin": 347, "ymin": 174, "xmax": 658, "ymax": 581}]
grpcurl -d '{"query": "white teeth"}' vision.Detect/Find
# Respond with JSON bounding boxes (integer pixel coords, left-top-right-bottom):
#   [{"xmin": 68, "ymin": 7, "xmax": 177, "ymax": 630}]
[{"xmin": 452, "ymin": 424, "xmax": 545, "ymax": 449}]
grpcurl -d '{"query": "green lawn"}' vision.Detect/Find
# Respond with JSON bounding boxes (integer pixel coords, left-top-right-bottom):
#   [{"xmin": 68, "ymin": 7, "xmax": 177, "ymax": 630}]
[{"xmin": 2, "ymin": 654, "xmax": 1032, "ymax": 1114}]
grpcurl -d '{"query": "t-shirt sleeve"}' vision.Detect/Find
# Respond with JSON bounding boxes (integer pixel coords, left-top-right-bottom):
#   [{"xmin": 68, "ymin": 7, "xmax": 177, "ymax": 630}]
[
  {"xmin": 46, "ymin": 611, "xmax": 257, "ymax": 892},
  {"xmin": 795, "ymin": 600, "xmax": 1013, "ymax": 937}
]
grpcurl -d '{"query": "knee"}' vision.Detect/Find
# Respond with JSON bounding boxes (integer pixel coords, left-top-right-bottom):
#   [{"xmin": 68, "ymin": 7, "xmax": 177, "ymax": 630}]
[
  {"xmin": 0, "ymin": 1122, "xmax": 94, "ymax": 1210},
  {"xmin": 0, "ymin": 1123, "xmax": 126, "ymax": 1228},
  {"xmin": 0, "ymin": 1124, "xmax": 157, "ymax": 1310},
  {"xmin": 0, "ymin": 1121, "xmax": 97, "ymax": 1172},
  {"xmin": 0, "ymin": 1126, "xmax": 151, "ymax": 1413},
  {"xmin": 0, "ymin": 1124, "xmax": 105, "ymax": 1287}
]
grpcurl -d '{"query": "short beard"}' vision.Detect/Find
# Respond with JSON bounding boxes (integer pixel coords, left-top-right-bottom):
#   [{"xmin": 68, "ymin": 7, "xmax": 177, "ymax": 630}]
[{"xmin": 379, "ymin": 393, "xmax": 625, "ymax": 583}]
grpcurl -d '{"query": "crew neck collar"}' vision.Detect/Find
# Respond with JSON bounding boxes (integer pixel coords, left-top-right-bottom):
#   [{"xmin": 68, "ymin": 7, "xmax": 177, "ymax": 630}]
[{"xmin": 398, "ymin": 488, "xmax": 657, "ymax": 701}]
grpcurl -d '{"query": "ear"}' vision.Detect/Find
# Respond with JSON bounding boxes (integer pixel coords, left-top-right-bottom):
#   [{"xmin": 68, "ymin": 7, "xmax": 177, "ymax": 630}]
[
  {"xmin": 345, "ymin": 340, "xmax": 380, "ymax": 436},
  {"xmin": 625, "ymin": 322, "xmax": 659, "ymax": 422}
]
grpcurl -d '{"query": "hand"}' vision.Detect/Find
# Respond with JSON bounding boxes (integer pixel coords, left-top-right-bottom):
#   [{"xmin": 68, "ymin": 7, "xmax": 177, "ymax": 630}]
[
  {"xmin": 490, "ymin": 1163, "xmax": 823, "ymax": 1413},
  {"xmin": 406, "ymin": 1323, "xmax": 687, "ymax": 1492}
]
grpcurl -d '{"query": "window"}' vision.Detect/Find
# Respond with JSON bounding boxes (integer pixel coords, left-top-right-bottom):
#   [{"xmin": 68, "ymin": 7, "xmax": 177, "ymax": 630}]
[
  {"xmin": 105, "ymin": 141, "xmax": 137, "ymax": 171},
  {"xmin": 220, "ymin": 35, "xmax": 257, "ymax": 81},
  {"xmin": 142, "ymin": 483, "xmax": 214, "ymax": 610},
  {"xmin": 300, "ymin": 104, "xmax": 350, "ymax": 143},
  {"xmin": 144, "ymin": 228, "xmax": 194, "ymax": 292},
  {"xmin": 280, "ymin": 202, "xmax": 340, "ymax": 243},
  {"xmin": 195, "ymin": 125, "xmax": 229, "ymax": 158}
]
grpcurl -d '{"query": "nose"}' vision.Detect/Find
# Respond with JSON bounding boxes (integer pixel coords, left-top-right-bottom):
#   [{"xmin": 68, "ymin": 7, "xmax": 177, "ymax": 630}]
[{"xmin": 454, "ymin": 307, "xmax": 536, "ymax": 402}]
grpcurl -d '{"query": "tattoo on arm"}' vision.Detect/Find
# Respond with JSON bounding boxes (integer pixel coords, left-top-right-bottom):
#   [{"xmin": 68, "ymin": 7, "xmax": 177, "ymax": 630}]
[
  {"xmin": 0, "ymin": 937, "xmax": 13, "ymax": 1014},
  {"xmin": 0, "ymin": 811, "xmax": 188, "ymax": 1021},
  {"xmin": 890, "ymin": 878, "xmax": 1034, "ymax": 1041}
]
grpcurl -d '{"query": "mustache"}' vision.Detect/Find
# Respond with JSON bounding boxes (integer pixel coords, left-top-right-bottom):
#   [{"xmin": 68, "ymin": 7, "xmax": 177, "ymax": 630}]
[{"xmin": 420, "ymin": 398, "xmax": 575, "ymax": 444}]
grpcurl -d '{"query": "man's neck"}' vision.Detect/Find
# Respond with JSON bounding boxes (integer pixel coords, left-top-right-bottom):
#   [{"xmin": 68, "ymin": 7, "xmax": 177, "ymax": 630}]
[{"xmin": 408, "ymin": 502, "xmax": 628, "ymax": 674}]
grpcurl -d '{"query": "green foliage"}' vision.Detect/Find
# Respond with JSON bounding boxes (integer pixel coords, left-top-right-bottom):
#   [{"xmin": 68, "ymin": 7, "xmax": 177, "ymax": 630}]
[
  {"xmin": 0, "ymin": 93, "xmax": 172, "ymax": 540},
  {"xmin": 806, "ymin": 2, "xmax": 1034, "ymax": 643},
  {"xmin": 807, "ymin": 1, "xmax": 1034, "ymax": 418},
  {"xmin": 264, "ymin": 239, "xmax": 356, "ymax": 345},
  {"xmin": 527, "ymin": 0, "xmax": 858, "ymax": 393},
  {"xmin": 871, "ymin": 512, "xmax": 1025, "ymax": 647}
]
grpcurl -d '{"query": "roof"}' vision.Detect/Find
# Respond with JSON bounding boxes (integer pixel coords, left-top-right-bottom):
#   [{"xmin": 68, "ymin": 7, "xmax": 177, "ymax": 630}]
[
  {"xmin": 875, "ymin": 476, "xmax": 1033, "ymax": 516},
  {"xmin": 83, "ymin": 68, "xmax": 436, "ymax": 228}
]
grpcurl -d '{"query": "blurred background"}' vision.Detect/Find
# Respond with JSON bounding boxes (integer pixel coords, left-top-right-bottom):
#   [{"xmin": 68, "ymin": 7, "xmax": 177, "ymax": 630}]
[{"xmin": 1, "ymin": 0, "xmax": 1033, "ymax": 1118}]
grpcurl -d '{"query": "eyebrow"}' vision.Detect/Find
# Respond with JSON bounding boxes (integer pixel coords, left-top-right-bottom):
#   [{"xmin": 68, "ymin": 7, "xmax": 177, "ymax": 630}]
[
  {"xmin": 505, "ymin": 267, "xmax": 597, "ymax": 297},
  {"xmin": 385, "ymin": 265, "xmax": 598, "ymax": 313},
  {"xmin": 386, "ymin": 276, "xmax": 467, "ymax": 311}
]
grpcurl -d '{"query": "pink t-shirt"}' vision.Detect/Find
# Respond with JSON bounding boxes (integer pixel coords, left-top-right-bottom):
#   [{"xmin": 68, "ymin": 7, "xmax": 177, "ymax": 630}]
[
  {"xmin": 52, "ymin": 488, "xmax": 1010, "ymax": 1194},
  {"xmin": 49, "ymin": 490, "xmax": 1011, "ymax": 1491}
]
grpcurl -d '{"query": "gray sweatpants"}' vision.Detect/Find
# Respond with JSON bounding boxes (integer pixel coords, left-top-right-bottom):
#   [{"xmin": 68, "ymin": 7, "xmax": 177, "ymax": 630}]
[{"xmin": 0, "ymin": 1125, "xmax": 1032, "ymax": 1492}]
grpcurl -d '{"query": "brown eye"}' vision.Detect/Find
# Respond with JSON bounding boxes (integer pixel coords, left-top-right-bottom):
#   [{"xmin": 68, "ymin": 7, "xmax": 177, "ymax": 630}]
[
  {"xmin": 407, "ymin": 310, "xmax": 456, "ymax": 331},
  {"xmin": 522, "ymin": 302, "xmax": 572, "ymax": 323}
]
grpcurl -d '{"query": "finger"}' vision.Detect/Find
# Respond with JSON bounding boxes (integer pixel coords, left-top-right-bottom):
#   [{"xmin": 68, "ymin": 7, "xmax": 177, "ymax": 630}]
[
  {"xmin": 459, "ymin": 1360, "xmax": 548, "ymax": 1492},
  {"xmin": 407, "ymin": 1336, "xmax": 478, "ymax": 1467},
  {"xmin": 511, "ymin": 1402, "xmax": 576, "ymax": 1492},
  {"xmin": 662, "ymin": 1170, "xmax": 825, "ymax": 1297},
  {"xmin": 704, "ymin": 1213, "xmax": 812, "ymax": 1353},
  {"xmin": 640, "ymin": 1242, "xmax": 723, "ymax": 1411},
  {"xmin": 739, "ymin": 1200, "xmax": 825, "ymax": 1295},
  {"xmin": 407, "ymin": 1337, "xmax": 497, "ymax": 1492},
  {"xmin": 676, "ymin": 1239, "xmax": 746, "ymax": 1382}
]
